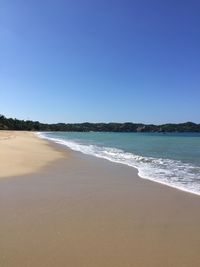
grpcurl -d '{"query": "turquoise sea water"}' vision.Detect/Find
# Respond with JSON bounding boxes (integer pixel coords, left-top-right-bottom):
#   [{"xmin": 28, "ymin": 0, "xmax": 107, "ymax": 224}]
[{"xmin": 39, "ymin": 132, "xmax": 200, "ymax": 195}]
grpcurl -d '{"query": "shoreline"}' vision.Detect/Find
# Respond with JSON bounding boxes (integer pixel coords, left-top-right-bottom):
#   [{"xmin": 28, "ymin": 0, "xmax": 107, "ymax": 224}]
[
  {"xmin": 1, "ymin": 131, "xmax": 200, "ymax": 266},
  {"xmin": 52, "ymin": 140, "xmax": 199, "ymax": 198},
  {"xmin": 39, "ymin": 132, "xmax": 200, "ymax": 197}
]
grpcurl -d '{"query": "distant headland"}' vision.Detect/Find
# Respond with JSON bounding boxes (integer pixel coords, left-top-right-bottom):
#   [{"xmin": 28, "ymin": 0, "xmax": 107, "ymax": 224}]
[{"xmin": 0, "ymin": 115, "xmax": 200, "ymax": 132}]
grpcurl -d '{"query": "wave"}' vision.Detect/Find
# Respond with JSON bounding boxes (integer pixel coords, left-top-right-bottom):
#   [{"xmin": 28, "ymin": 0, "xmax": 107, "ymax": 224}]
[{"xmin": 37, "ymin": 132, "xmax": 200, "ymax": 196}]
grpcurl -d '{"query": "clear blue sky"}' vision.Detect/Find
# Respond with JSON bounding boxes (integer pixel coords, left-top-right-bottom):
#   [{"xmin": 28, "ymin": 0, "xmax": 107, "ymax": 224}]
[{"xmin": 1, "ymin": 0, "xmax": 200, "ymax": 124}]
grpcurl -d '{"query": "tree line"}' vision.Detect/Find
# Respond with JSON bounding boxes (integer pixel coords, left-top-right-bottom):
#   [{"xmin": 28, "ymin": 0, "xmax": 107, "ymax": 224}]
[{"xmin": 0, "ymin": 115, "xmax": 200, "ymax": 132}]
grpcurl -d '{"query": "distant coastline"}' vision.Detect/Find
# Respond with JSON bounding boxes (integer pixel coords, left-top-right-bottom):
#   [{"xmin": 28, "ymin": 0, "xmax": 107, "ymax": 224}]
[{"xmin": 0, "ymin": 114, "xmax": 200, "ymax": 132}]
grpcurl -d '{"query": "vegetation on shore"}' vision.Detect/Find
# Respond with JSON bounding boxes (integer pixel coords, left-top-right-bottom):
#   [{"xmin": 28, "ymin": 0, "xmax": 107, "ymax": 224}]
[{"xmin": 0, "ymin": 115, "xmax": 200, "ymax": 132}]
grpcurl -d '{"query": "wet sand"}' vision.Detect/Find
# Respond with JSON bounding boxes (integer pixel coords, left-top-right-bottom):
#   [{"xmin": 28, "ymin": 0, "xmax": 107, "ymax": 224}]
[{"xmin": 0, "ymin": 132, "xmax": 200, "ymax": 267}]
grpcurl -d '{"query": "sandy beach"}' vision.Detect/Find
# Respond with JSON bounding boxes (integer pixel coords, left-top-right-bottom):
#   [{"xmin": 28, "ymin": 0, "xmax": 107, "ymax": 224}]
[
  {"xmin": 0, "ymin": 131, "xmax": 200, "ymax": 267},
  {"xmin": 0, "ymin": 131, "xmax": 65, "ymax": 178}
]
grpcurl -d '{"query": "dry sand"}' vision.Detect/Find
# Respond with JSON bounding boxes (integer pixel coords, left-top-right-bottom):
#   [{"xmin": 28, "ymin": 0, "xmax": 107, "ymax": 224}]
[
  {"xmin": 0, "ymin": 131, "xmax": 65, "ymax": 178},
  {"xmin": 0, "ymin": 131, "xmax": 200, "ymax": 267}
]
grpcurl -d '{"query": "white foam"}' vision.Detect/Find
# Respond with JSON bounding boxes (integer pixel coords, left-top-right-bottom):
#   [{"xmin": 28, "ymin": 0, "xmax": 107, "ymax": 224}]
[{"xmin": 38, "ymin": 132, "xmax": 200, "ymax": 196}]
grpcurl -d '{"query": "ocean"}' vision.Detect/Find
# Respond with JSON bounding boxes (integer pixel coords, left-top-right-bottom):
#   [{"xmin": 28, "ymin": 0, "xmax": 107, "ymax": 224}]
[{"xmin": 38, "ymin": 132, "xmax": 200, "ymax": 196}]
